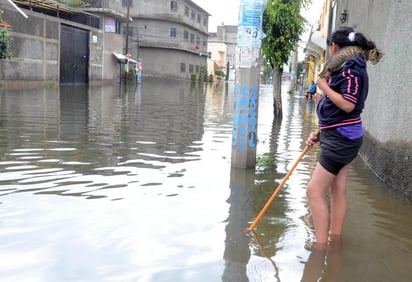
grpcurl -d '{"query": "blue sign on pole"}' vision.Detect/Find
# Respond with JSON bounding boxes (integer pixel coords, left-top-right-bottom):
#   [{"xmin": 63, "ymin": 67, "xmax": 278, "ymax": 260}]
[
  {"xmin": 241, "ymin": 10, "xmax": 261, "ymax": 27},
  {"xmin": 237, "ymin": 0, "xmax": 267, "ymax": 48}
]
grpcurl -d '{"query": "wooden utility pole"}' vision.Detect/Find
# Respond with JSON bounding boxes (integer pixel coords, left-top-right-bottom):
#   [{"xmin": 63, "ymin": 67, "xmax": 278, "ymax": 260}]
[
  {"xmin": 231, "ymin": 0, "xmax": 267, "ymax": 168},
  {"xmin": 125, "ymin": 0, "xmax": 131, "ymax": 55}
]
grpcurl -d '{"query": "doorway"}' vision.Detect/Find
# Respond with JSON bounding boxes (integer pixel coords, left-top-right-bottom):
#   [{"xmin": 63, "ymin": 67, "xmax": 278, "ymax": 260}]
[{"xmin": 60, "ymin": 24, "xmax": 89, "ymax": 84}]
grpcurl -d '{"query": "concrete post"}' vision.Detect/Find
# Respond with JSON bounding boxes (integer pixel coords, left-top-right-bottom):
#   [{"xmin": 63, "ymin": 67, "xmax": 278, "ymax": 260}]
[
  {"xmin": 231, "ymin": 0, "xmax": 267, "ymax": 168},
  {"xmin": 290, "ymin": 48, "xmax": 298, "ymax": 91},
  {"xmin": 124, "ymin": 0, "xmax": 131, "ymax": 86}
]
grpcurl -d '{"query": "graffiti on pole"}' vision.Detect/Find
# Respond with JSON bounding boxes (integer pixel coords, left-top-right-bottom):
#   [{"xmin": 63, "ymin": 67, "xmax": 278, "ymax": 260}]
[{"xmin": 232, "ymin": 84, "xmax": 258, "ymax": 152}]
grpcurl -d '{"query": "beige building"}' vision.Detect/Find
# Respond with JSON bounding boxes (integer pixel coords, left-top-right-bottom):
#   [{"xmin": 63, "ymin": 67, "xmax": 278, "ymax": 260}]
[
  {"xmin": 208, "ymin": 25, "xmax": 238, "ymax": 80},
  {"xmin": 304, "ymin": 0, "xmax": 330, "ymax": 88},
  {"xmin": 207, "ymin": 41, "xmax": 227, "ymax": 76}
]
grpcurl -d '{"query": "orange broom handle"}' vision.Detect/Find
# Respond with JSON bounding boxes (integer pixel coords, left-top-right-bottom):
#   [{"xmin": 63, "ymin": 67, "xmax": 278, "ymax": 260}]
[{"xmin": 247, "ymin": 145, "xmax": 310, "ymax": 232}]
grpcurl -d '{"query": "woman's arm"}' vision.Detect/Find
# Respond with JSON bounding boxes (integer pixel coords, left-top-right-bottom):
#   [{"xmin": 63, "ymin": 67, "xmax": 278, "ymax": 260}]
[
  {"xmin": 316, "ymin": 77, "xmax": 355, "ymax": 113},
  {"xmin": 306, "ymin": 130, "xmax": 320, "ymax": 147}
]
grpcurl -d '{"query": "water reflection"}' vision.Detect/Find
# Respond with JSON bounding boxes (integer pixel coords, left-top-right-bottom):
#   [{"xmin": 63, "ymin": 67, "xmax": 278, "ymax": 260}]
[
  {"xmin": 60, "ymin": 85, "xmax": 89, "ymax": 136},
  {"xmin": 0, "ymin": 81, "xmax": 411, "ymax": 281},
  {"xmin": 250, "ymin": 231, "xmax": 280, "ymax": 281},
  {"xmin": 222, "ymin": 168, "xmax": 253, "ymax": 282},
  {"xmin": 2, "ymin": 81, "xmax": 212, "ymax": 199},
  {"xmin": 301, "ymin": 237, "xmax": 342, "ymax": 282}
]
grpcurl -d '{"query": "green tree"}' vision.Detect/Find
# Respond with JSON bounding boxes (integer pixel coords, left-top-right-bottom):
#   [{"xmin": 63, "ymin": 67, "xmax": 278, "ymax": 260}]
[
  {"xmin": 0, "ymin": 27, "xmax": 14, "ymax": 59},
  {"xmin": 262, "ymin": 0, "xmax": 309, "ymax": 118}
]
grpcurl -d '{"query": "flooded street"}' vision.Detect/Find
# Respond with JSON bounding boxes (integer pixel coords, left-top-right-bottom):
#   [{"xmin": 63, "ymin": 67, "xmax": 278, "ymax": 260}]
[{"xmin": 0, "ymin": 79, "xmax": 411, "ymax": 282}]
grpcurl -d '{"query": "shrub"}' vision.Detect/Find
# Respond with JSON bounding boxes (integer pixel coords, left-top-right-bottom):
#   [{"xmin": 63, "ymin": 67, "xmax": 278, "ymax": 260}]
[
  {"xmin": 215, "ymin": 70, "xmax": 225, "ymax": 77},
  {"xmin": 191, "ymin": 73, "xmax": 197, "ymax": 81},
  {"xmin": 128, "ymin": 68, "xmax": 135, "ymax": 80},
  {"xmin": 0, "ymin": 27, "xmax": 15, "ymax": 59}
]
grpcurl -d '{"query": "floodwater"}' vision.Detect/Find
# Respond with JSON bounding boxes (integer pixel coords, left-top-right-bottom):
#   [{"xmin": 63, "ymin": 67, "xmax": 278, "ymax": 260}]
[{"xmin": 0, "ymin": 79, "xmax": 411, "ymax": 282}]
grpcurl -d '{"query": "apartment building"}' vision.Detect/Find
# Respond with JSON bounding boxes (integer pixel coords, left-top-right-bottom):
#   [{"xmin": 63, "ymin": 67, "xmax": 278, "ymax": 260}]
[
  {"xmin": 82, "ymin": 0, "xmax": 210, "ymax": 80},
  {"xmin": 117, "ymin": 0, "xmax": 210, "ymax": 80}
]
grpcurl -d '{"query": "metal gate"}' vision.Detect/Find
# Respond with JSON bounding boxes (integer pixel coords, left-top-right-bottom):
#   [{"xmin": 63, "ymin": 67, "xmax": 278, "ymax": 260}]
[{"xmin": 60, "ymin": 25, "xmax": 89, "ymax": 84}]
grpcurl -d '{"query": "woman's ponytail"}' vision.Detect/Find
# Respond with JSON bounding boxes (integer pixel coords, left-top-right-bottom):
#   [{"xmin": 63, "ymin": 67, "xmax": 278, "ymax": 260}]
[{"xmin": 327, "ymin": 26, "xmax": 384, "ymax": 64}]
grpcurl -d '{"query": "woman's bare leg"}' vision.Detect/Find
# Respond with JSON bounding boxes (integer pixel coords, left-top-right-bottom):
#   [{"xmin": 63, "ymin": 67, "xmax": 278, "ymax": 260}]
[
  {"xmin": 307, "ymin": 162, "xmax": 336, "ymax": 244},
  {"xmin": 329, "ymin": 165, "xmax": 349, "ymax": 236}
]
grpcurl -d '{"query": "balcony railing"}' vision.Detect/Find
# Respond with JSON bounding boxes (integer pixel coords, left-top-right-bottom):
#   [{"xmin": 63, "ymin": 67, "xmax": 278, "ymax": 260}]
[{"xmin": 74, "ymin": 0, "xmax": 125, "ymax": 11}]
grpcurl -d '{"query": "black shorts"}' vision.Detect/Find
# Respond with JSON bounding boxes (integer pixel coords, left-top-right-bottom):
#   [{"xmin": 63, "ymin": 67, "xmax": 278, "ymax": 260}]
[{"xmin": 318, "ymin": 129, "xmax": 363, "ymax": 175}]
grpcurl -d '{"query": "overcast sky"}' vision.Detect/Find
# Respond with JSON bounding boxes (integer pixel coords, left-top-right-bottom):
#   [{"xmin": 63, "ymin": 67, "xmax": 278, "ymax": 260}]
[
  {"xmin": 193, "ymin": 0, "xmax": 325, "ymax": 60},
  {"xmin": 193, "ymin": 0, "xmax": 324, "ymax": 32}
]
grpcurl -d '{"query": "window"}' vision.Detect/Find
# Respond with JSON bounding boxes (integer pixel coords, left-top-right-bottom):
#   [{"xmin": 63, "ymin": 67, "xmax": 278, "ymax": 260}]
[
  {"xmin": 180, "ymin": 63, "xmax": 186, "ymax": 73},
  {"xmin": 203, "ymin": 17, "xmax": 208, "ymax": 27},
  {"xmin": 196, "ymin": 36, "xmax": 200, "ymax": 45},
  {"xmin": 191, "ymin": 10, "xmax": 195, "ymax": 21},
  {"xmin": 197, "ymin": 14, "xmax": 201, "ymax": 23},
  {"xmin": 170, "ymin": 1, "xmax": 177, "ymax": 12},
  {"xmin": 115, "ymin": 21, "xmax": 121, "ymax": 34},
  {"xmin": 190, "ymin": 33, "xmax": 194, "ymax": 43},
  {"xmin": 184, "ymin": 6, "xmax": 189, "ymax": 17},
  {"xmin": 122, "ymin": 0, "xmax": 133, "ymax": 7},
  {"xmin": 184, "ymin": 31, "xmax": 189, "ymax": 41},
  {"xmin": 195, "ymin": 65, "xmax": 200, "ymax": 73},
  {"xmin": 170, "ymin": 27, "xmax": 177, "ymax": 38},
  {"xmin": 123, "ymin": 26, "xmax": 134, "ymax": 37},
  {"xmin": 189, "ymin": 64, "xmax": 194, "ymax": 73}
]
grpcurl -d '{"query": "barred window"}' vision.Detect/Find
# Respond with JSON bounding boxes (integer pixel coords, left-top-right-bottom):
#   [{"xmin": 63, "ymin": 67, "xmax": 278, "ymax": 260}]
[
  {"xmin": 123, "ymin": 26, "xmax": 134, "ymax": 37},
  {"xmin": 170, "ymin": 27, "xmax": 177, "ymax": 38},
  {"xmin": 122, "ymin": 0, "xmax": 133, "ymax": 7},
  {"xmin": 171, "ymin": 1, "xmax": 177, "ymax": 12}
]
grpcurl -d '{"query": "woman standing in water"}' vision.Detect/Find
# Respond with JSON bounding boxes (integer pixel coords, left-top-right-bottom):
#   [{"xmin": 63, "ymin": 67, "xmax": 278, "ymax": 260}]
[{"xmin": 305, "ymin": 26, "xmax": 382, "ymax": 247}]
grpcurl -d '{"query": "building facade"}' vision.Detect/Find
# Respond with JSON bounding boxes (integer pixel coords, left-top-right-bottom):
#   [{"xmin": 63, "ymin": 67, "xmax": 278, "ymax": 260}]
[
  {"xmin": 335, "ymin": 0, "xmax": 412, "ymax": 198},
  {"xmin": 1, "ymin": 0, "xmax": 211, "ymax": 85},
  {"xmin": 305, "ymin": 0, "xmax": 412, "ymax": 198},
  {"xmin": 208, "ymin": 25, "xmax": 238, "ymax": 80},
  {"xmin": 119, "ymin": 0, "xmax": 210, "ymax": 80},
  {"xmin": 207, "ymin": 40, "xmax": 227, "ymax": 78},
  {"xmin": 0, "ymin": 0, "xmax": 126, "ymax": 87},
  {"xmin": 304, "ymin": 0, "xmax": 330, "ymax": 88}
]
